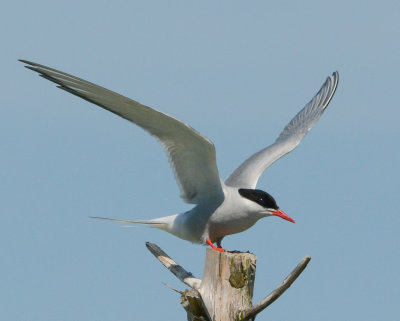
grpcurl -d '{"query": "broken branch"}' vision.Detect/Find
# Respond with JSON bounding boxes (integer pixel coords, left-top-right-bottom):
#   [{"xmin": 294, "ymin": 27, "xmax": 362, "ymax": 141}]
[
  {"xmin": 145, "ymin": 242, "xmax": 202, "ymax": 289},
  {"xmin": 242, "ymin": 255, "xmax": 311, "ymax": 321}
]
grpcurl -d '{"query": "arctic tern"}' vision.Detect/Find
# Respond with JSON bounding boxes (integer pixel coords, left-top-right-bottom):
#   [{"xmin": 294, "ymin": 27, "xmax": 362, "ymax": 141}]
[{"xmin": 21, "ymin": 60, "xmax": 338, "ymax": 252}]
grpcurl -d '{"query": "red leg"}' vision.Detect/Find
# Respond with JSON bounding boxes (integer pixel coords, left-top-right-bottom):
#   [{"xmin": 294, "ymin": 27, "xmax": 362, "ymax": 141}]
[{"xmin": 206, "ymin": 238, "xmax": 225, "ymax": 252}]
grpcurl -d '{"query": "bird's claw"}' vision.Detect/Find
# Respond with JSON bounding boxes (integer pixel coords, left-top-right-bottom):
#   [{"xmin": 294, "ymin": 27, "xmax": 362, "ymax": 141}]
[{"xmin": 206, "ymin": 238, "xmax": 226, "ymax": 252}]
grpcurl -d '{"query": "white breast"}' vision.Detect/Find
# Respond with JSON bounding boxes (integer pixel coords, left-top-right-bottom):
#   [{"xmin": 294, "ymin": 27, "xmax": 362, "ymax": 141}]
[{"xmin": 204, "ymin": 186, "xmax": 268, "ymax": 242}]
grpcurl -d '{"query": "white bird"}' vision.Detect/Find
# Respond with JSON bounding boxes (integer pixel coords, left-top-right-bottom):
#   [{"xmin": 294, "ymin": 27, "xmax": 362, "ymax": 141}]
[{"xmin": 21, "ymin": 60, "xmax": 338, "ymax": 252}]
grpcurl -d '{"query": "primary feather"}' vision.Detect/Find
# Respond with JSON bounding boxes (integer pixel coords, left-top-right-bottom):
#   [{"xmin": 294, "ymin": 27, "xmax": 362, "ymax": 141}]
[{"xmin": 225, "ymin": 72, "xmax": 338, "ymax": 189}]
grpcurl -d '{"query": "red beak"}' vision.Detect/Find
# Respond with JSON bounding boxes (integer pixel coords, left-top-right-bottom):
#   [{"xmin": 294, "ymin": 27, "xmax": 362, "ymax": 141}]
[{"xmin": 271, "ymin": 209, "xmax": 295, "ymax": 223}]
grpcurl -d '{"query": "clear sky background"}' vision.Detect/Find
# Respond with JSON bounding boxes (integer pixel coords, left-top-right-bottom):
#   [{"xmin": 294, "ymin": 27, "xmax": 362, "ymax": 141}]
[{"xmin": 1, "ymin": 1, "xmax": 399, "ymax": 320}]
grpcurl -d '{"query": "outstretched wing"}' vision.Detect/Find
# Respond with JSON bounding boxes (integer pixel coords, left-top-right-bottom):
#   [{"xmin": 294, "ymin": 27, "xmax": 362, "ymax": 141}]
[
  {"xmin": 21, "ymin": 60, "xmax": 224, "ymax": 205},
  {"xmin": 225, "ymin": 72, "xmax": 339, "ymax": 188}
]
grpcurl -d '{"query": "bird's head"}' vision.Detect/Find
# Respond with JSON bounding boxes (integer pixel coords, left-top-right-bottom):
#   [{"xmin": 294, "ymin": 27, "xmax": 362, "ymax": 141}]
[{"xmin": 238, "ymin": 188, "xmax": 295, "ymax": 223}]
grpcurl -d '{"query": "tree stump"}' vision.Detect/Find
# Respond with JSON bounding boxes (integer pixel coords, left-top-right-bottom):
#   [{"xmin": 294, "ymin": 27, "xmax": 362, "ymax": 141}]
[
  {"xmin": 146, "ymin": 242, "xmax": 310, "ymax": 321},
  {"xmin": 198, "ymin": 249, "xmax": 256, "ymax": 321}
]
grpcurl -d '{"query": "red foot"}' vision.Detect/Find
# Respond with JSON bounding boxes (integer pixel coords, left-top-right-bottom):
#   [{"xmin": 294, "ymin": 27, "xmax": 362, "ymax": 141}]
[{"xmin": 206, "ymin": 238, "xmax": 225, "ymax": 252}]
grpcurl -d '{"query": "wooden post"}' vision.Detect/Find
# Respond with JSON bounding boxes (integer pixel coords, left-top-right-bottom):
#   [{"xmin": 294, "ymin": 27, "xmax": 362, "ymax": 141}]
[
  {"xmin": 198, "ymin": 249, "xmax": 256, "ymax": 321},
  {"xmin": 146, "ymin": 242, "xmax": 310, "ymax": 321}
]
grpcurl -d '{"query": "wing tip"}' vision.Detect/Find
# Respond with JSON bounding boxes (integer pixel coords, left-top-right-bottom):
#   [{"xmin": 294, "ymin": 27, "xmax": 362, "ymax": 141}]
[
  {"xmin": 19, "ymin": 59, "xmax": 37, "ymax": 67},
  {"xmin": 331, "ymin": 71, "xmax": 339, "ymax": 85},
  {"xmin": 321, "ymin": 71, "xmax": 339, "ymax": 111}
]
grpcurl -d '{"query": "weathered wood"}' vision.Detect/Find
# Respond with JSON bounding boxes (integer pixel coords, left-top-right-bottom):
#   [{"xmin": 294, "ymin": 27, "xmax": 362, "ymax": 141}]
[
  {"xmin": 198, "ymin": 249, "xmax": 257, "ymax": 321},
  {"xmin": 146, "ymin": 242, "xmax": 202, "ymax": 289},
  {"xmin": 145, "ymin": 243, "xmax": 310, "ymax": 321},
  {"xmin": 180, "ymin": 289, "xmax": 211, "ymax": 321}
]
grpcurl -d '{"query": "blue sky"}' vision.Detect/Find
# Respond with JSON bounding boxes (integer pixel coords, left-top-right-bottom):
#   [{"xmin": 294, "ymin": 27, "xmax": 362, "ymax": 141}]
[{"xmin": 1, "ymin": 1, "xmax": 399, "ymax": 320}]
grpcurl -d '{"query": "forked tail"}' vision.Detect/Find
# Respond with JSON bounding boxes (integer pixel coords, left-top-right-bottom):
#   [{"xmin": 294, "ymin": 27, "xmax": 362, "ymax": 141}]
[{"xmin": 90, "ymin": 216, "xmax": 170, "ymax": 231}]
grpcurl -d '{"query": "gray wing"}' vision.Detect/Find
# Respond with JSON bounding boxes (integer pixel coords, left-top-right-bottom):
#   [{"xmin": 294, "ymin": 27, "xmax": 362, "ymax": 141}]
[
  {"xmin": 21, "ymin": 60, "xmax": 224, "ymax": 205},
  {"xmin": 225, "ymin": 71, "xmax": 339, "ymax": 189}
]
